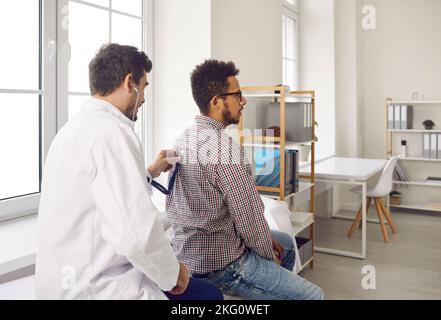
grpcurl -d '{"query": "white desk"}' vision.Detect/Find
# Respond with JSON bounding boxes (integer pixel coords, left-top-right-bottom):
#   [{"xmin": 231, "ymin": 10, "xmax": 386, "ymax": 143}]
[{"xmin": 301, "ymin": 157, "xmax": 387, "ymax": 259}]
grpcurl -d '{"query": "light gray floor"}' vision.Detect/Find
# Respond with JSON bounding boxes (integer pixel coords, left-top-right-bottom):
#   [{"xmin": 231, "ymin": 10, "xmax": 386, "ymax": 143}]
[{"xmin": 300, "ymin": 209, "xmax": 441, "ymax": 300}]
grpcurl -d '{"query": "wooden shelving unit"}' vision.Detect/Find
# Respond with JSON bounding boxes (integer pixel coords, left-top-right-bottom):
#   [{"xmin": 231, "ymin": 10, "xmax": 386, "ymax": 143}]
[
  {"xmin": 386, "ymin": 98, "xmax": 441, "ymax": 213},
  {"xmin": 239, "ymin": 86, "xmax": 316, "ymax": 270}
]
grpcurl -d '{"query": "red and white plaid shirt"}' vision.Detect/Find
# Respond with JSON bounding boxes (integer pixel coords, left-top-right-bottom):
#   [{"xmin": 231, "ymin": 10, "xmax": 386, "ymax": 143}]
[{"xmin": 166, "ymin": 115, "xmax": 275, "ymax": 274}]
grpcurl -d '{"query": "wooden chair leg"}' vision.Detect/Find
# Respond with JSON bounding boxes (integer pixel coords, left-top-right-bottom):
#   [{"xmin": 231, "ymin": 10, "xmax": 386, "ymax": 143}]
[
  {"xmin": 358, "ymin": 197, "xmax": 372, "ymax": 229},
  {"xmin": 379, "ymin": 199, "xmax": 397, "ymax": 234},
  {"xmin": 374, "ymin": 198, "xmax": 389, "ymax": 243},
  {"xmin": 347, "ymin": 206, "xmax": 362, "ymax": 237},
  {"xmin": 347, "ymin": 198, "xmax": 372, "ymax": 237}
]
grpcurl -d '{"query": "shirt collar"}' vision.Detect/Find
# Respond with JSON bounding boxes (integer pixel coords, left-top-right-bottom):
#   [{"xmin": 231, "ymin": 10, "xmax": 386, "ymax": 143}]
[
  {"xmin": 195, "ymin": 115, "xmax": 225, "ymax": 131},
  {"xmin": 82, "ymin": 98, "xmax": 136, "ymax": 129}
]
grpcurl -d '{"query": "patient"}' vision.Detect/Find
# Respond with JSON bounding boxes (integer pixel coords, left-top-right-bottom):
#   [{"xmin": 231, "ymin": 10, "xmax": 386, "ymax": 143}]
[{"xmin": 165, "ymin": 60, "xmax": 324, "ymax": 300}]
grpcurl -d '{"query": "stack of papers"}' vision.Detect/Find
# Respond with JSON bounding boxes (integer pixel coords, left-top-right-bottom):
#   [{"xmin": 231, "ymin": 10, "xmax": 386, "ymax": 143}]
[
  {"xmin": 426, "ymin": 177, "xmax": 441, "ymax": 184},
  {"xmin": 394, "ymin": 161, "xmax": 410, "ymax": 182}
]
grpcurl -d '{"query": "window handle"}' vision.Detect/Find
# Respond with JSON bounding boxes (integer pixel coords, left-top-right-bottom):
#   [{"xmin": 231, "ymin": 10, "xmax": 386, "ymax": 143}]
[{"xmin": 48, "ymin": 39, "xmax": 56, "ymax": 62}]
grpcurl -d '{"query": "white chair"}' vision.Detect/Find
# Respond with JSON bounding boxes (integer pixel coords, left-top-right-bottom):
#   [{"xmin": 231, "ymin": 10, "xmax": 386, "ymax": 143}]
[{"xmin": 347, "ymin": 157, "xmax": 398, "ymax": 243}]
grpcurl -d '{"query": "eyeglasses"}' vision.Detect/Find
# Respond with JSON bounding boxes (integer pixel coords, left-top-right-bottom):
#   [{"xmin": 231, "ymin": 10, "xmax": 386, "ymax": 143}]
[{"xmin": 218, "ymin": 90, "xmax": 243, "ymax": 101}]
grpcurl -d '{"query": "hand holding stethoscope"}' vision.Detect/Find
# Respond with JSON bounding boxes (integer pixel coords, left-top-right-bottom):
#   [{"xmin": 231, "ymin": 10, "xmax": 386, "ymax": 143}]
[{"xmin": 147, "ymin": 150, "xmax": 181, "ymax": 195}]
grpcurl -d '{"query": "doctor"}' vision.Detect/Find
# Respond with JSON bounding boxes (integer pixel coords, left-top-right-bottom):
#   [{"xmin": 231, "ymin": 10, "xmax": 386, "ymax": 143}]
[{"xmin": 35, "ymin": 44, "xmax": 223, "ymax": 300}]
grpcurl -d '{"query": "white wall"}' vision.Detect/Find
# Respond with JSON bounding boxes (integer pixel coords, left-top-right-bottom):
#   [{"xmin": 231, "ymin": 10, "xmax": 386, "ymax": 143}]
[
  {"xmin": 361, "ymin": 0, "xmax": 441, "ymax": 158},
  {"xmin": 334, "ymin": 0, "xmax": 363, "ymax": 158},
  {"xmin": 211, "ymin": 0, "xmax": 282, "ymax": 86},
  {"xmin": 153, "ymin": 0, "xmax": 211, "ymax": 157},
  {"xmin": 335, "ymin": 0, "xmax": 441, "ymax": 158},
  {"xmin": 299, "ymin": 0, "xmax": 336, "ymax": 159}
]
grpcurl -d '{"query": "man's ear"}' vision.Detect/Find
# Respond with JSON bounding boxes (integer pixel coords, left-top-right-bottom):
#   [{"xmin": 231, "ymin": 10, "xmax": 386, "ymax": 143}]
[
  {"xmin": 210, "ymin": 96, "xmax": 222, "ymax": 112},
  {"xmin": 123, "ymin": 73, "xmax": 134, "ymax": 93}
]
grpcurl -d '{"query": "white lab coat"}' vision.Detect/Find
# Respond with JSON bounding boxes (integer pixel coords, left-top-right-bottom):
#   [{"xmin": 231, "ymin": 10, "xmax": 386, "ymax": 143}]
[{"xmin": 35, "ymin": 98, "xmax": 179, "ymax": 300}]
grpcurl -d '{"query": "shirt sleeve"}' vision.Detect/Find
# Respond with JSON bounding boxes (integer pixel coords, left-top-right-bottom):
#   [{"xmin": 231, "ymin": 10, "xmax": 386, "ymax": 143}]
[
  {"xmin": 90, "ymin": 126, "xmax": 179, "ymax": 292},
  {"xmin": 216, "ymin": 137, "xmax": 275, "ymax": 261}
]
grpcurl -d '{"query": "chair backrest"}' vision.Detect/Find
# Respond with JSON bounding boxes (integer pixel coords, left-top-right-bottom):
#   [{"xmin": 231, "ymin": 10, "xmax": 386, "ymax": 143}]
[{"xmin": 370, "ymin": 157, "xmax": 398, "ymax": 197}]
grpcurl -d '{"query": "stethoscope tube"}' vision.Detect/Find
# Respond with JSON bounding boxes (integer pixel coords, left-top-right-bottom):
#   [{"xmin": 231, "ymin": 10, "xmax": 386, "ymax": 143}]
[{"xmin": 148, "ymin": 163, "xmax": 181, "ymax": 196}]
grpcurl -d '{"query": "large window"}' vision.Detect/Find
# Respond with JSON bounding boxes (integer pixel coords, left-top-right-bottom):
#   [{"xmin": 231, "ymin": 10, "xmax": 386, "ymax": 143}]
[
  {"xmin": 282, "ymin": 1, "xmax": 299, "ymax": 91},
  {"xmin": 0, "ymin": 0, "xmax": 41, "ymax": 197},
  {"xmin": 0, "ymin": 0, "xmax": 152, "ymax": 222},
  {"xmin": 0, "ymin": 0, "xmax": 55, "ymax": 221}
]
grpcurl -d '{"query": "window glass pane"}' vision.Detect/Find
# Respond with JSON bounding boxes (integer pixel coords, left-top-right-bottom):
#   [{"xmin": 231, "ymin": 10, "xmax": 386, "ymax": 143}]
[
  {"xmin": 293, "ymin": 18, "xmax": 298, "ymax": 61},
  {"xmin": 112, "ymin": 0, "xmax": 143, "ymax": 17},
  {"xmin": 69, "ymin": 95, "xmax": 90, "ymax": 120},
  {"xmin": 285, "ymin": 16, "xmax": 295, "ymax": 60},
  {"xmin": 111, "ymin": 14, "xmax": 143, "ymax": 50},
  {"xmin": 0, "ymin": 0, "xmax": 39, "ymax": 90},
  {"xmin": 68, "ymin": 1, "xmax": 109, "ymax": 93},
  {"xmin": 285, "ymin": 60, "xmax": 298, "ymax": 91},
  {"xmin": 0, "ymin": 94, "xmax": 40, "ymax": 200},
  {"xmin": 282, "ymin": 15, "xmax": 286, "ymax": 58},
  {"xmin": 283, "ymin": 59, "xmax": 287, "ymax": 87},
  {"xmin": 83, "ymin": 0, "xmax": 109, "ymax": 7}
]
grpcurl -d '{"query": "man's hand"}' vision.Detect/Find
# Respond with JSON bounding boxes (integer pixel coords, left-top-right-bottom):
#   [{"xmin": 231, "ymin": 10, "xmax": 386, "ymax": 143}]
[
  {"xmin": 272, "ymin": 237, "xmax": 284, "ymax": 265},
  {"xmin": 167, "ymin": 262, "xmax": 190, "ymax": 296},
  {"xmin": 147, "ymin": 150, "xmax": 181, "ymax": 179}
]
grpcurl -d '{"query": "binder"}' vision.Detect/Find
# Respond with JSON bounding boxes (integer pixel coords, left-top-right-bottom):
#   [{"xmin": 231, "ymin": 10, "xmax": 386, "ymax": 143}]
[
  {"xmin": 285, "ymin": 151, "xmax": 293, "ymax": 195},
  {"xmin": 400, "ymin": 105, "xmax": 413, "ymax": 130},
  {"xmin": 423, "ymin": 134, "xmax": 431, "ymax": 158},
  {"xmin": 254, "ymin": 148, "xmax": 294, "ymax": 196},
  {"xmin": 388, "ymin": 105, "xmax": 394, "ymax": 129},
  {"xmin": 432, "ymin": 133, "xmax": 438, "ymax": 159},
  {"xmin": 394, "ymin": 105, "xmax": 401, "ymax": 129},
  {"xmin": 293, "ymin": 150, "xmax": 299, "ymax": 192}
]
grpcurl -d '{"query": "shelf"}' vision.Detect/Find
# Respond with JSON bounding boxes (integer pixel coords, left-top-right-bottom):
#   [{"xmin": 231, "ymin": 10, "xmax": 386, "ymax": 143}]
[
  {"xmin": 243, "ymin": 93, "xmax": 313, "ymax": 101},
  {"xmin": 241, "ymin": 136, "xmax": 281, "ymax": 143},
  {"xmin": 259, "ymin": 182, "xmax": 314, "ymax": 200},
  {"xmin": 242, "ymin": 91, "xmax": 313, "ymax": 103},
  {"xmin": 390, "ymin": 203, "xmax": 441, "ymax": 212},
  {"xmin": 388, "ymin": 129, "xmax": 441, "ymax": 133},
  {"xmin": 396, "ymin": 156, "xmax": 441, "ymax": 163},
  {"xmin": 243, "ymin": 140, "xmax": 314, "ymax": 150},
  {"xmin": 389, "ymin": 101, "xmax": 441, "ymax": 105},
  {"xmin": 291, "ymin": 212, "xmax": 314, "ymax": 236},
  {"xmin": 393, "ymin": 180, "xmax": 441, "ymax": 188}
]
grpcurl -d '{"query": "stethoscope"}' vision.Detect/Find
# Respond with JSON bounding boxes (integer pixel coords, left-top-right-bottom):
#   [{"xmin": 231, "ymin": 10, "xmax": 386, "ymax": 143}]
[
  {"xmin": 147, "ymin": 163, "xmax": 181, "ymax": 195},
  {"xmin": 132, "ymin": 87, "xmax": 181, "ymax": 195}
]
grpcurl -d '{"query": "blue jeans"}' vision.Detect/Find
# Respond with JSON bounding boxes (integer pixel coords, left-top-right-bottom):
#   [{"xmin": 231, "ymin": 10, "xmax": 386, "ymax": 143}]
[
  {"xmin": 191, "ymin": 230, "xmax": 324, "ymax": 300},
  {"xmin": 164, "ymin": 277, "xmax": 224, "ymax": 300}
]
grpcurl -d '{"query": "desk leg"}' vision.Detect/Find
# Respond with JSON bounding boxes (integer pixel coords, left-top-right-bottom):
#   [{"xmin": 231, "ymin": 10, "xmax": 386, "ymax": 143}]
[
  {"xmin": 361, "ymin": 182, "xmax": 367, "ymax": 259},
  {"xmin": 313, "ymin": 178, "xmax": 367, "ymax": 260}
]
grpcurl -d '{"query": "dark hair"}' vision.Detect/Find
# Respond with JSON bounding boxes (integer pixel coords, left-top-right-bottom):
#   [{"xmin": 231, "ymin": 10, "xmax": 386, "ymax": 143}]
[
  {"xmin": 89, "ymin": 43, "xmax": 152, "ymax": 96},
  {"xmin": 190, "ymin": 60, "xmax": 239, "ymax": 115}
]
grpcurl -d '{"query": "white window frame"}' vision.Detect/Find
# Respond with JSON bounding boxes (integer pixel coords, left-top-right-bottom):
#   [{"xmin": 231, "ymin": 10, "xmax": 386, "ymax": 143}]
[
  {"xmin": 282, "ymin": 2, "xmax": 299, "ymax": 91},
  {"xmin": 0, "ymin": 0, "xmax": 153, "ymax": 222}
]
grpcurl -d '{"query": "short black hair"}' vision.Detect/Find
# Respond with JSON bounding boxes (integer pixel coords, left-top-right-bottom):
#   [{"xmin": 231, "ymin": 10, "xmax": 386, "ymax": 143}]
[
  {"xmin": 89, "ymin": 43, "xmax": 152, "ymax": 96},
  {"xmin": 190, "ymin": 60, "xmax": 240, "ymax": 115}
]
